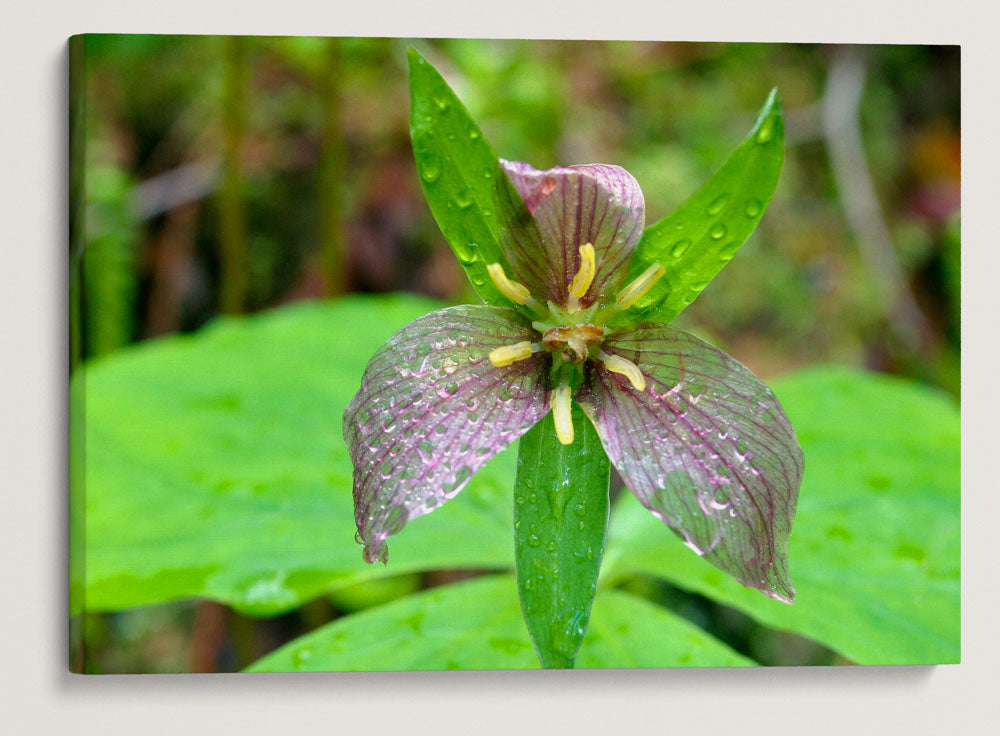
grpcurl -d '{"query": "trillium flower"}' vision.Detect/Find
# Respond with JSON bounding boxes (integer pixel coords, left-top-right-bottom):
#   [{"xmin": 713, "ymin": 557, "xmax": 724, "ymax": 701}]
[{"xmin": 344, "ymin": 160, "xmax": 803, "ymax": 602}]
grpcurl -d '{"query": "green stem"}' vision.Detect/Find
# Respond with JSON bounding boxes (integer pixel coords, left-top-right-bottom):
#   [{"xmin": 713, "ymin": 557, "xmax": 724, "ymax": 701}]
[
  {"xmin": 317, "ymin": 37, "xmax": 346, "ymax": 296},
  {"xmin": 218, "ymin": 36, "xmax": 248, "ymax": 314},
  {"xmin": 513, "ymin": 405, "xmax": 610, "ymax": 669}
]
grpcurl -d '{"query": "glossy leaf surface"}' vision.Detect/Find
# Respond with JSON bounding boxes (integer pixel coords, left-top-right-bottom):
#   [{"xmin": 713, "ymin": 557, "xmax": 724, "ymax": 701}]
[
  {"xmin": 408, "ymin": 48, "xmax": 527, "ymax": 306},
  {"xmin": 601, "ymin": 366, "xmax": 960, "ymax": 664},
  {"xmin": 623, "ymin": 89, "xmax": 784, "ymax": 324},
  {"xmin": 81, "ymin": 295, "xmax": 516, "ymax": 616},
  {"xmin": 513, "ymin": 406, "xmax": 611, "ymax": 668},
  {"xmin": 247, "ymin": 575, "xmax": 753, "ymax": 671}
]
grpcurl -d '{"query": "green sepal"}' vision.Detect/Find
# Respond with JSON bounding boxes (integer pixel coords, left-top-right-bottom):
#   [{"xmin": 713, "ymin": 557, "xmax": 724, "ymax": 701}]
[
  {"xmin": 622, "ymin": 88, "xmax": 784, "ymax": 323},
  {"xmin": 513, "ymin": 405, "xmax": 611, "ymax": 669}
]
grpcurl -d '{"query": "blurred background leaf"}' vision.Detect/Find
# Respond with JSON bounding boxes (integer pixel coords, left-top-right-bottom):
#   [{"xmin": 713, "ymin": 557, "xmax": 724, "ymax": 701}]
[{"xmin": 81, "ymin": 294, "xmax": 515, "ymax": 617}]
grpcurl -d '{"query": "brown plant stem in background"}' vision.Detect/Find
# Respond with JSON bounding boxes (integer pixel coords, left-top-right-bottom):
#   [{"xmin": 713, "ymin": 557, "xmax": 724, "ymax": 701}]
[
  {"xmin": 143, "ymin": 201, "xmax": 201, "ymax": 337},
  {"xmin": 218, "ymin": 36, "xmax": 248, "ymax": 315},
  {"xmin": 189, "ymin": 601, "xmax": 229, "ymax": 673},
  {"xmin": 318, "ymin": 37, "xmax": 346, "ymax": 296}
]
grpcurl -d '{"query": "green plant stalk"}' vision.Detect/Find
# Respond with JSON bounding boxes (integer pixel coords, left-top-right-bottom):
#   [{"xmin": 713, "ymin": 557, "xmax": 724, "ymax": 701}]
[
  {"xmin": 218, "ymin": 35, "xmax": 248, "ymax": 315},
  {"xmin": 513, "ymin": 405, "xmax": 611, "ymax": 669},
  {"xmin": 318, "ymin": 36, "xmax": 346, "ymax": 296}
]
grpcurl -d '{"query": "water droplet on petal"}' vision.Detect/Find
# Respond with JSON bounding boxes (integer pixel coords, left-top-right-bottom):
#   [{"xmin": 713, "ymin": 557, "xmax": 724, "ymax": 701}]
[
  {"xmin": 744, "ymin": 198, "xmax": 763, "ymax": 217},
  {"xmin": 709, "ymin": 223, "xmax": 728, "ymax": 240}
]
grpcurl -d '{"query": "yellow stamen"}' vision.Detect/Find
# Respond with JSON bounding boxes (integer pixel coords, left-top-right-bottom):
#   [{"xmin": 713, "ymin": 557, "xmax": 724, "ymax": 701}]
[
  {"xmin": 489, "ymin": 341, "xmax": 534, "ymax": 368},
  {"xmin": 551, "ymin": 383, "xmax": 575, "ymax": 445},
  {"xmin": 616, "ymin": 263, "xmax": 666, "ymax": 310},
  {"xmin": 568, "ymin": 243, "xmax": 597, "ymax": 298},
  {"xmin": 600, "ymin": 352, "xmax": 646, "ymax": 392},
  {"xmin": 486, "ymin": 263, "xmax": 531, "ymax": 305}
]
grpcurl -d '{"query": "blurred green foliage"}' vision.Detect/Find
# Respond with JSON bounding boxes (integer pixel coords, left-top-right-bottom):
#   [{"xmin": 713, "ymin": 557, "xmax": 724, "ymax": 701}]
[{"xmin": 70, "ymin": 36, "xmax": 959, "ymax": 673}]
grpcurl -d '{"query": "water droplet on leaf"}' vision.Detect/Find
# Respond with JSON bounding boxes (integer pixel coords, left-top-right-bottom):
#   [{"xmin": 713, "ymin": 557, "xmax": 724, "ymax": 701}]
[
  {"xmin": 719, "ymin": 241, "xmax": 741, "ymax": 261},
  {"xmin": 671, "ymin": 239, "xmax": 692, "ymax": 258},
  {"xmin": 455, "ymin": 187, "xmax": 474, "ymax": 209},
  {"xmin": 419, "ymin": 154, "xmax": 441, "ymax": 183},
  {"xmin": 756, "ymin": 118, "xmax": 775, "ymax": 144},
  {"xmin": 706, "ymin": 193, "xmax": 729, "ymax": 215}
]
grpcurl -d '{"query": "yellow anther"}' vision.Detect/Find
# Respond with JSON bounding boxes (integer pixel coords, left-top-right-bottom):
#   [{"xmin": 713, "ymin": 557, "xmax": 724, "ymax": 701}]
[
  {"xmin": 489, "ymin": 341, "xmax": 534, "ymax": 368},
  {"xmin": 568, "ymin": 243, "xmax": 597, "ymax": 299},
  {"xmin": 551, "ymin": 383, "xmax": 575, "ymax": 445},
  {"xmin": 486, "ymin": 263, "xmax": 531, "ymax": 305},
  {"xmin": 616, "ymin": 263, "xmax": 666, "ymax": 310},
  {"xmin": 601, "ymin": 353, "xmax": 646, "ymax": 392}
]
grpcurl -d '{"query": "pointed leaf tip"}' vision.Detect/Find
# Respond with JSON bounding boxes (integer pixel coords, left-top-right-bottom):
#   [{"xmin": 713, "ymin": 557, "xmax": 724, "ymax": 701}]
[
  {"xmin": 406, "ymin": 46, "xmax": 425, "ymax": 68},
  {"xmin": 408, "ymin": 49, "xmax": 516, "ymax": 307},
  {"xmin": 623, "ymin": 86, "xmax": 785, "ymax": 324}
]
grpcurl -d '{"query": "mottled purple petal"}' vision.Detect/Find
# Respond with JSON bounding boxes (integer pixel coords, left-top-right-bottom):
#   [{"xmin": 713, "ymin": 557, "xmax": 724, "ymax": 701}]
[
  {"xmin": 497, "ymin": 160, "xmax": 645, "ymax": 307},
  {"xmin": 344, "ymin": 306, "xmax": 550, "ymax": 564},
  {"xmin": 578, "ymin": 325, "xmax": 803, "ymax": 602}
]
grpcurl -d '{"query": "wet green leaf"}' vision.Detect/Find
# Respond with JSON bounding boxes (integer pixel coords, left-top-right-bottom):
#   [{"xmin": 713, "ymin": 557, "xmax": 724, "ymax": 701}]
[
  {"xmin": 408, "ymin": 48, "xmax": 527, "ymax": 306},
  {"xmin": 513, "ymin": 406, "xmax": 610, "ymax": 668},
  {"xmin": 602, "ymin": 366, "xmax": 960, "ymax": 664},
  {"xmin": 80, "ymin": 294, "xmax": 516, "ymax": 616},
  {"xmin": 623, "ymin": 88, "xmax": 784, "ymax": 323},
  {"xmin": 246, "ymin": 574, "xmax": 752, "ymax": 671}
]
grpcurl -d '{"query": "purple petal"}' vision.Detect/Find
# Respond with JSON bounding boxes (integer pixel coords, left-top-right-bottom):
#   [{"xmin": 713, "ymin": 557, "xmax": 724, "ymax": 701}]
[
  {"xmin": 343, "ymin": 305, "xmax": 550, "ymax": 564},
  {"xmin": 578, "ymin": 325, "xmax": 803, "ymax": 602},
  {"xmin": 497, "ymin": 160, "xmax": 645, "ymax": 307}
]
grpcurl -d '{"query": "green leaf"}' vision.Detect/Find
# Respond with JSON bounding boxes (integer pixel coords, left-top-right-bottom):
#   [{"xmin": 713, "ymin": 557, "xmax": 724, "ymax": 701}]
[
  {"xmin": 577, "ymin": 587, "xmax": 754, "ymax": 669},
  {"xmin": 408, "ymin": 48, "xmax": 524, "ymax": 306},
  {"xmin": 602, "ymin": 366, "xmax": 960, "ymax": 664},
  {"xmin": 246, "ymin": 574, "xmax": 753, "ymax": 671},
  {"xmin": 513, "ymin": 406, "xmax": 611, "ymax": 668},
  {"xmin": 623, "ymin": 88, "xmax": 784, "ymax": 323},
  {"xmin": 80, "ymin": 294, "xmax": 516, "ymax": 616}
]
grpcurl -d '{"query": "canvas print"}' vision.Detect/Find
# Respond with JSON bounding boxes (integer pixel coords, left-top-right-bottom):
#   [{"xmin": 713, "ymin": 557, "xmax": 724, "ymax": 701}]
[{"xmin": 69, "ymin": 35, "xmax": 960, "ymax": 673}]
